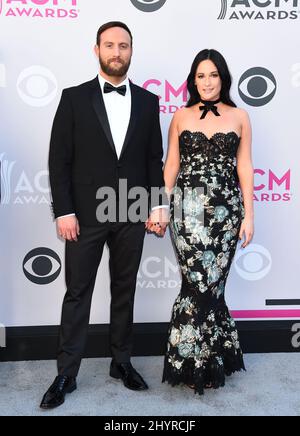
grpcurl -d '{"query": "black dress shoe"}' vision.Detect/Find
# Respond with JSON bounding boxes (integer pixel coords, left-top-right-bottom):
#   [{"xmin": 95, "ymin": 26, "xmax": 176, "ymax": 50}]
[
  {"xmin": 110, "ymin": 361, "xmax": 149, "ymax": 391},
  {"xmin": 40, "ymin": 376, "xmax": 77, "ymax": 410}
]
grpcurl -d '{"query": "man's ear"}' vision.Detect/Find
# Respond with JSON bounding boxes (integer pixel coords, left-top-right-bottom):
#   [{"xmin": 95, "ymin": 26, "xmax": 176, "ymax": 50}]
[{"xmin": 94, "ymin": 44, "xmax": 100, "ymax": 57}]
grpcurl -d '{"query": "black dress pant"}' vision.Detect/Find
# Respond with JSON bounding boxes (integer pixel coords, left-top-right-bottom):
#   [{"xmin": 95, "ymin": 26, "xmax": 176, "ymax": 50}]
[{"xmin": 57, "ymin": 222, "xmax": 146, "ymax": 378}]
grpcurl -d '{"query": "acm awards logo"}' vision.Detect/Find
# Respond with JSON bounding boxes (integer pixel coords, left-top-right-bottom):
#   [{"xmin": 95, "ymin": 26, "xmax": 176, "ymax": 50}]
[
  {"xmin": 0, "ymin": 0, "xmax": 79, "ymax": 18},
  {"xmin": 254, "ymin": 169, "xmax": 291, "ymax": 202},
  {"xmin": 137, "ymin": 256, "xmax": 180, "ymax": 290},
  {"xmin": 143, "ymin": 79, "xmax": 187, "ymax": 114},
  {"xmin": 0, "ymin": 153, "xmax": 50, "ymax": 206},
  {"xmin": 130, "ymin": 0, "xmax": 167, "ymax": 12},
  {"xmin": 218, "ymin": 0, "xmax": 300, "ymax": 20}
]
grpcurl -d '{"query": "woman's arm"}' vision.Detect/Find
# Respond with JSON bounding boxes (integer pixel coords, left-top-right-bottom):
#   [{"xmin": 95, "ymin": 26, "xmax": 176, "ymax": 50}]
[
  {"xmin": 163, "ymin": 111, "xmax": 181, "ymax": 200},
  {"xmin": 145, "ymin": 110, "xmax": 181, "ymax": 237},
  {"xmin": 236, "ymin": 109, "xmax": 255, "ymax": 248}
]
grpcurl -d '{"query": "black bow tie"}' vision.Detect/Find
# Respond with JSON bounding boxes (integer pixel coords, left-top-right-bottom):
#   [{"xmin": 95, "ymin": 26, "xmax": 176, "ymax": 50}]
[
  {"xmin": 199, "ymin": 98, "xmax": 221, "ymax": 119},
  {"xmin": 104, "ymin": 82, "xmax": 127, "ymax": 96}
]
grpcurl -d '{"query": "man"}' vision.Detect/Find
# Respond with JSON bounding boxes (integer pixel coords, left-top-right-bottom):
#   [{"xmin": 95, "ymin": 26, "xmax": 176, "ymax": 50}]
[{"xmin": 40, "ymin": 22, "xmax": 169, "ymax": 410}]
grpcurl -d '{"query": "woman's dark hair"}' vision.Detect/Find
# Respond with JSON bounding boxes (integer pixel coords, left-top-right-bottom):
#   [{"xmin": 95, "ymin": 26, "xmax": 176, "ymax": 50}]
[
  {"xmin": 186, "ymin": 49, "xmax": 236, "ymax": 108},
  {"xmin": 97, "ymin": 21, "xmax": 133, "ymax": 47}
]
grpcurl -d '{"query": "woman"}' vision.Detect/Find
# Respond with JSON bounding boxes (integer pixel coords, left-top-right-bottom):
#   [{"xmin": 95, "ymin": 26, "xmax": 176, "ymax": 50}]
[{"xmin": 161, "ymin": 49, "xmax": 254, "ymax": 395}]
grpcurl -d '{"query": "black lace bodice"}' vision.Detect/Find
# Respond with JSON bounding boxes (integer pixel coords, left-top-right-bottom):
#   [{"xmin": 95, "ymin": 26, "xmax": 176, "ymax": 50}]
[
  {"xmin": 179, "ymin": 131, "xmax": 240, "ymax": 159},
  {"xmin": 178, "ymin": 130, "xmax": 241, "ymax": 183}
]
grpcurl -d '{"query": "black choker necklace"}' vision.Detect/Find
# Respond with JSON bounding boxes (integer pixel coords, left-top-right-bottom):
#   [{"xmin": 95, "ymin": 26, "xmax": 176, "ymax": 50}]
[{"xmin": 199, "ymin": 98, "xmax": 221, "ymax": 120}]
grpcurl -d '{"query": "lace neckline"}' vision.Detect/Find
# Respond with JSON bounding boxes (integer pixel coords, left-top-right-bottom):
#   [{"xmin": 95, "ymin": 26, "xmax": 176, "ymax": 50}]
[{"xmin": 179, "ymin": 130, "xmax": 241, "ymax": 142}]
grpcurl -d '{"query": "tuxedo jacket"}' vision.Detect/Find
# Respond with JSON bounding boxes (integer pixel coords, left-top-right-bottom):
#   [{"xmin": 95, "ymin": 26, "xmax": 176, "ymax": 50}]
[{"xmin": 49, "ymin": 77, "xmax": 166, "ymax": 226}]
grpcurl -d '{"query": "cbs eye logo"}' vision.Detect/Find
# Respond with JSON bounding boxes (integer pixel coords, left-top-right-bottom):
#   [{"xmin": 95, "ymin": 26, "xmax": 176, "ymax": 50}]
[
  {"xmin": 130, "ymin": 0, "xmax": 167, "ymax": 12},
  {"xmin": 234, "ymin": 244, "xmax": 272, "ymax": 281},
  {"xmin": 17, "ymin": 66, "xmax": 57, "ymax": 107},
  {"xmin": 239, "ymin": 67, "xmax": 277, "ymax": 107},
  {"xmin": 23, "ymin": 248, "xmax": 61, "ymax": 285}
]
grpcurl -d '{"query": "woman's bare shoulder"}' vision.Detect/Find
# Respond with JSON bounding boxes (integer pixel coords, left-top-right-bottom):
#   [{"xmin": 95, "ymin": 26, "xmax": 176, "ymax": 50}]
[
  {"xmin": 171, "ymin": 107, "xmax": 190, "ymax": 129},
  {"xmin": 173, "ymin": 106, "xmax": 190, "ymax": 120},
  {"xmin": 231, "ymin": 107, "xmax": 250, "ymax": 121}
]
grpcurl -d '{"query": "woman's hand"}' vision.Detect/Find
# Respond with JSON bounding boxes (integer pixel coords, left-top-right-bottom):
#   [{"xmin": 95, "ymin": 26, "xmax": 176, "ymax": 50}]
[
  {"xmin": 239, "ymin": 216, "xmax": 254, "ymax": 249},
  {"xmin": 145, "ymin": 208, "xmax": 169, "ymax": 237}
]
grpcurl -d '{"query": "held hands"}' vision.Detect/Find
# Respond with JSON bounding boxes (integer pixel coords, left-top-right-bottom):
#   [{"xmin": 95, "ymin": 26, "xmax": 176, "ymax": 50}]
[
  {"xmin": 239, "ymin": 216, "xmax": 254, "ymax": 249},
  {"xmin": 57, "ymin": 216, "xmax": 80, "ymax": 242},
  {"xmin": 145, "ymin": 208, "xmax": 170, "ymax": 237}
]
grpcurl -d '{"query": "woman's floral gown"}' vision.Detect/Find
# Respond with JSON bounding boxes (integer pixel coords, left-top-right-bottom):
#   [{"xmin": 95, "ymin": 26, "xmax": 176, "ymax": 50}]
[{"xmin": 162, "ymin": 130, "xmax": 246, "ymax": 395}]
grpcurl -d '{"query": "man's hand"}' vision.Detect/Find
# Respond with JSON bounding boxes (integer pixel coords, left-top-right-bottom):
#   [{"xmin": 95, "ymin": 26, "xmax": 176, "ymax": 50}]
[
  {"xmin": 57, "ymin": 216, "xmax": 80, "ymax": 242},
  {"xmin": 145, "ymin": 208, "xmax": 169, "ymax": 237}
]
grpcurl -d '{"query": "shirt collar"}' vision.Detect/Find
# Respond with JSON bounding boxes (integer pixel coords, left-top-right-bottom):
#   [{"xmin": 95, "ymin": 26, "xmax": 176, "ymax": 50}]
[{"xmin": 98, "ymin": 73, "xmax": 130, "ymax": 93}]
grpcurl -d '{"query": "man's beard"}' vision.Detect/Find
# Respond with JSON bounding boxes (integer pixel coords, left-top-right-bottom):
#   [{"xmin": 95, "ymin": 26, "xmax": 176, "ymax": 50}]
[{"xmin": 99, "ymin": 56, "xmax": 131, "ymax": 78}]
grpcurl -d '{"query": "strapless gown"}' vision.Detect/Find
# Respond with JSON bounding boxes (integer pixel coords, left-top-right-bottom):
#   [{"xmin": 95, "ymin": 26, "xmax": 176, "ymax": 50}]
[{"xmin": 162, "ymin": 130, "xmax": 246, "ymax": 395}]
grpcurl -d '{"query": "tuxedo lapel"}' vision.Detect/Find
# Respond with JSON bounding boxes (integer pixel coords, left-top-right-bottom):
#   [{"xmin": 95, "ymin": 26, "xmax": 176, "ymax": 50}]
[
  {"xmin": 119, "ymin": 83, "xmax": 141, "ymax": 160},
  {"xmin": 90, "ymin": 78, "xmax": 141, "ymax": 160},
  {"xmin": 91, "ymin": 78, "xmax": 117, "ymax": 156}
]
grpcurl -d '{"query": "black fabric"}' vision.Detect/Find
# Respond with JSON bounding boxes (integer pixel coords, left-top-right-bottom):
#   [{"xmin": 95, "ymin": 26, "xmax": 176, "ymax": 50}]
[
  {"xmin": 49, "ymin": 77, "xmax": 167, "ymax": 225},
  {"xmin": 49, "ymin": 76, "xmax": 167, "ymax": 378},
  {"xmin": 103, "ymin": 82, "xmax": 127, "ymax": 96},
  {"xmin": 199, "ymin": 98, "xmax": 222, "ymax": 120},
  {"xmin": 57, "ymin": 222, "xmax": 146, "ymax": 377}
]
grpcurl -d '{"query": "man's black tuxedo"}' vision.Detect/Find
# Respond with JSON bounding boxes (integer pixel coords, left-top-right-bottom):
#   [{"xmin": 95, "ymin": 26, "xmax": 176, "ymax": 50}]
[
  {"xmin": 49, "ymin": 77, "xmax": 166, "ymax": 225},
  {"xmin": 48, "ymin": 77, "xmax": 167, "ymax": 377}
]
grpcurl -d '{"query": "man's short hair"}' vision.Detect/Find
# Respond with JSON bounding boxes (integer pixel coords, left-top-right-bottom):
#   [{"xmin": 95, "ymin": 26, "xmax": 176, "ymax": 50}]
[{"xmin": 97, "ymin": 21, "xmax": 133, "ymax": 47}]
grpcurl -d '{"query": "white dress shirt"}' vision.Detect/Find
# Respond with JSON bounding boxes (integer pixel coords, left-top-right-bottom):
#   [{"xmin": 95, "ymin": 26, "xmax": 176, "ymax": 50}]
[
  {"xmin": 57, "ymin": 73, "xmax": 168, "ymax": 219},
  {"xmin": 98, "ymin": 74, "xmax": 131, "ymax": 159}
]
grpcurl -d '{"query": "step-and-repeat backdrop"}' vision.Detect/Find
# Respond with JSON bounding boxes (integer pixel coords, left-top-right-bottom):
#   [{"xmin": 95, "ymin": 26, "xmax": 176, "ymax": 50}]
[{"xmin": 0, "ymin": 0, "xmax": 299, "ymax": 329}]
